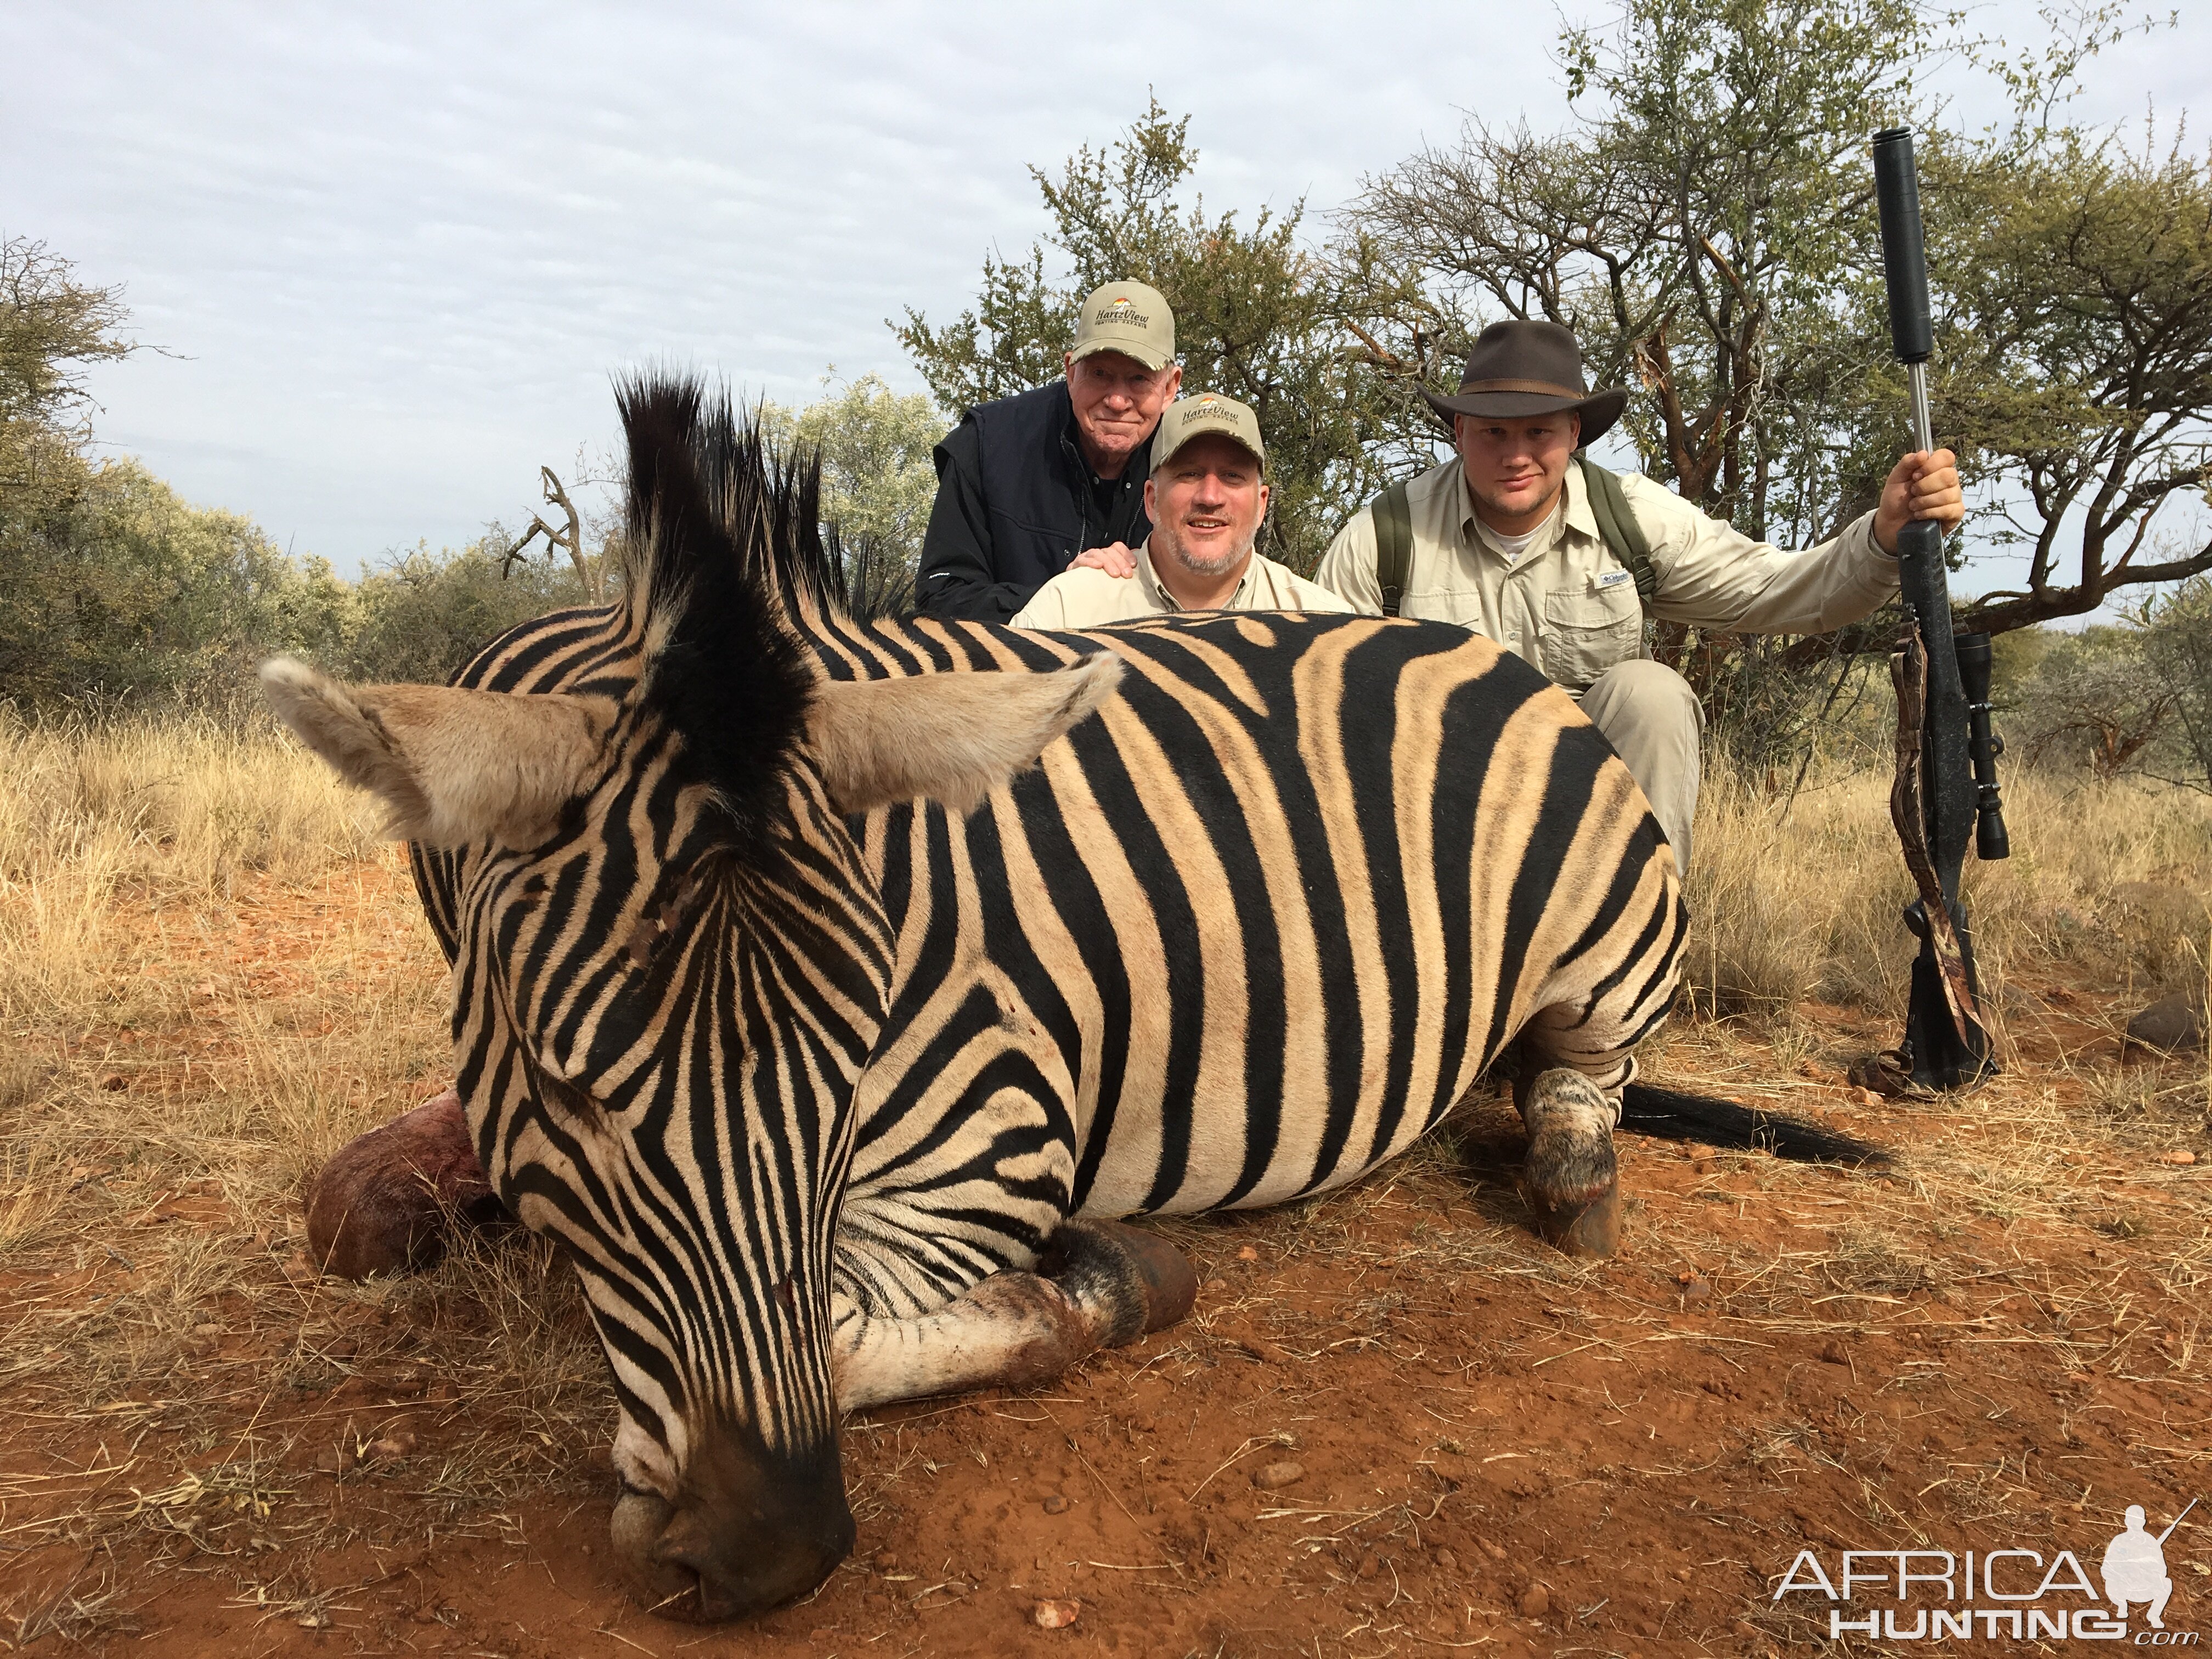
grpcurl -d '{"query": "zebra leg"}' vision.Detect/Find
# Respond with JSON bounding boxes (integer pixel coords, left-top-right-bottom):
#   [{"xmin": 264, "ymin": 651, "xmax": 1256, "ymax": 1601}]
[
  {"xmin": 1515, "ymin": 1069, "xmax": 1622, "ymax": 1259},
  {"xmin": 831, "ymin": 1220, "xmax": 1195, "ymax": 1413}
]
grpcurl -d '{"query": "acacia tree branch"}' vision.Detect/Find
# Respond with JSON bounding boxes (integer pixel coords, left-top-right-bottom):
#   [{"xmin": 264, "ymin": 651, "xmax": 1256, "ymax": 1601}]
[
  {"xmin": 500, "ymin": 466, "xmax": 599, "ymax": 603},
  {"xmin": 537, "ymin": 466, "xmax": 597, "ymax": 602}
]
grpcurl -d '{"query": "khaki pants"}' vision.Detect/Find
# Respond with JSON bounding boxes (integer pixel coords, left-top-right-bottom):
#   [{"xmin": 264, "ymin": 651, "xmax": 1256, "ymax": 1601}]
[{"xmin": 1579, "ymin": 661, "xmax": 1702, "ymax": 874}]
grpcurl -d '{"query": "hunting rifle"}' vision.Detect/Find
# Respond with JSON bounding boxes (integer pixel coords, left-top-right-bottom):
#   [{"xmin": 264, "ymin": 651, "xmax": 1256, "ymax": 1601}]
[{"xmin": 1873, "ymin": 126, "xmax": 2010, "ymax": 1090}]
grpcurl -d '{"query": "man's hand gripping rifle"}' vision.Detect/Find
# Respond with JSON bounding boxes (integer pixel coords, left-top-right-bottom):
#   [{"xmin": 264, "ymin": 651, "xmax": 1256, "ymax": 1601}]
[{"xmin": 1873, "ymin": 127, "xmax": 2012, "ymax": 1090}]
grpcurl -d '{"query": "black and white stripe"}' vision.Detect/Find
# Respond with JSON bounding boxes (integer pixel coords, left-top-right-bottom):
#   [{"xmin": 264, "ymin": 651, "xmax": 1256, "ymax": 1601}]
[
  {"xmin": 427, "ymin": 461, "xmax": 1684, "ymax": 1350},
  {"xmin": 373, "ymin": 379, "xmax": 1890, "ymax": 1617},
  {"xmin": 810, "ymin": 610, "xmax": 1683, "ymax": 1321}
]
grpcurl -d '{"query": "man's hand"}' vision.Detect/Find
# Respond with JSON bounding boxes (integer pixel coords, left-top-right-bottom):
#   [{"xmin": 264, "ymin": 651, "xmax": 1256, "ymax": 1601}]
[
  {"xmin": 1069, "ymin": 541, "xmax": 1138, "ymax": 579},
  {"xmin": 1873, "ymin": 448, "xmax": 1964, "ymax": 554}
]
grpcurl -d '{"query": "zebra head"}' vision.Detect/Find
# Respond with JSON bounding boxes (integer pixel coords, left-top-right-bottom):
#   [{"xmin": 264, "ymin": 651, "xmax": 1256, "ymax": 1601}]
[{"xmin": 261, "ymin": 379, "xmax": 1121, "ymax": 1620}]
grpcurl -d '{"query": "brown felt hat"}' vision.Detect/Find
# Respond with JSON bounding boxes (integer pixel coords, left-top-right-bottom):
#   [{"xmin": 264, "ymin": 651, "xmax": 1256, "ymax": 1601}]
[{"xmin": 1422, "ymin": 319, "xmax": 1629, "ymax": 445}]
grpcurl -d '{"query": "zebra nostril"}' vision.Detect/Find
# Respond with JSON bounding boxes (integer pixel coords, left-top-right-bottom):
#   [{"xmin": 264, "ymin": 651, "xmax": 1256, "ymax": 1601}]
[
  {"xmin": 608, "ymin": 1422, "xmax": 854, "ymax": 1623},
  {"xmin": 610, "ymin": 1489, "xmax": 703, "ymax": 1619},
  {"xmin": 653, "ymin": 1513, "xmax": 755, "ymax": 1623}
]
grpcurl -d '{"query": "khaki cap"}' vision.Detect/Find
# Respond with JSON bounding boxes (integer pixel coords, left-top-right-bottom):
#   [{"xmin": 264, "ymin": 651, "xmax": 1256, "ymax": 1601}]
[
  {"xmin": 1149, "ymin": 392, "xmax": 1265, "ymax": 475},
  {"xmin": 1069, "ymin": 280, "xmax": 1176, "ymax": 371}
]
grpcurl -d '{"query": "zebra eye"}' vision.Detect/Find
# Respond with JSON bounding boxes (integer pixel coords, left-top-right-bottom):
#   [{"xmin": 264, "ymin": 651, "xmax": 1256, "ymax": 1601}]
[
  {"xmin": 534, "ymin": 1065, "xmax": 607, "ymax": 1121},
  {"xmin": 622, "ymin": 910, "xmax": 662, "ymax": 969}
]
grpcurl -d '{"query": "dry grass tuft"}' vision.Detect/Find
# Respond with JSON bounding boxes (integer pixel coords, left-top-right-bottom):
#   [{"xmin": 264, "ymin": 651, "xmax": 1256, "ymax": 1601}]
[
  {"xmin": 0, "ymin": 709, "xmax": 601, "ymax": 1569},
  {"xmin": 0, "ymin": 706, "xmax": 381, "ymax": 1025},
  {"xmin": 1686, "ymin": 755, "xmax": 2212, "ymax": 1020}
]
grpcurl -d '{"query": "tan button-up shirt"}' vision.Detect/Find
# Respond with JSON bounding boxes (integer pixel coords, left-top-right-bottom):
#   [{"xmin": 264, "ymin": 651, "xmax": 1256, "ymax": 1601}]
[
  {"xmin": 1312, "ymin": 459, "xmax": 1898, "ymax": 691},
  {"xmin": 1011, "ymin": 543, "xmax": 1352, "ymax": 629}
]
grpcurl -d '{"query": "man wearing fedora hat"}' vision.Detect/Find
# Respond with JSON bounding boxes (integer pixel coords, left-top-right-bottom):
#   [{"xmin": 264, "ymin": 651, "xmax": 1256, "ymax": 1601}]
[
  {"xmin": 916, "ymin": 280, "xmax": 1182, "ymax": 623},
  {"xmin": 1314, "ymin": 319, "xmax": 1963, "ymax": 873}
]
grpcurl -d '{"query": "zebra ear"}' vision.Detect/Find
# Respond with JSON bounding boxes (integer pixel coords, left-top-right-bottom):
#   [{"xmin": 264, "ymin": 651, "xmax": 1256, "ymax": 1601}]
[
  {"xmin": 259, "ymin": 657, "xmax": 616, "ymax": 848},
  {"xmin": 806, "ymin": 653, "xmax": 1124, "ymax": 815}
]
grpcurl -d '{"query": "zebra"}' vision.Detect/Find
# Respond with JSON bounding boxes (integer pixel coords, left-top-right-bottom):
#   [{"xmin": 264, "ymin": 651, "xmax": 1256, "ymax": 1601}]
[{"xmin": 265, "ymin": 375, "xmax": 1877, "ymax": 1622}]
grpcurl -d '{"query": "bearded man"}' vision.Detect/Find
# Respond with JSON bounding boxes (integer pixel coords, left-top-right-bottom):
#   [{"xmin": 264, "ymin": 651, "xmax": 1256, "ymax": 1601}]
[{"xmin": 1011, "ymin": 393, "xmax": 1348, "ymax": 627}]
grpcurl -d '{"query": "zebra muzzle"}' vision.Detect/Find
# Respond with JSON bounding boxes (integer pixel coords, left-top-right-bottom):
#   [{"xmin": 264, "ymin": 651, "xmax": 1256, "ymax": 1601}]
[{"xmin": 608, "ymin": 1429, "xmax": 855, "ymax": 1622}]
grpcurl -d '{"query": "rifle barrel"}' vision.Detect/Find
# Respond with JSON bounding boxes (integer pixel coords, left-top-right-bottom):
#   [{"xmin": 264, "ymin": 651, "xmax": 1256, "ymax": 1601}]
[
  {"xmin": 2155, "ymin": 1496, "xmax": 2198, "ymax": 1545},
  {"xmin": 1905, "ymin": 361, "xmax": 1933, "ymax": 457}
]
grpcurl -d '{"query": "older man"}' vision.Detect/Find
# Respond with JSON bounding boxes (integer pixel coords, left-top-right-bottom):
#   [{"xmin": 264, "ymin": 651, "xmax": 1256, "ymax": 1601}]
[
  {"xmin": 1012, "ymin": 393, "xmax": 1348, "ymax": 628},
  {"xmin": 1313, "ymin": 319, "xmax": 1965, "ymax": 871},
  {"xmin": 916, "ymin": 280, "xmax": 1182, "ymax": 622}
]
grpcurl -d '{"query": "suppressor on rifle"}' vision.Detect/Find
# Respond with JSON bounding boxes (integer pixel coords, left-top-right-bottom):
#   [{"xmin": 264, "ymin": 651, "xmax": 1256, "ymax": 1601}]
[{"xmin": 1874, "ymin": 127, "xmax": 1936, "ymax": 453}]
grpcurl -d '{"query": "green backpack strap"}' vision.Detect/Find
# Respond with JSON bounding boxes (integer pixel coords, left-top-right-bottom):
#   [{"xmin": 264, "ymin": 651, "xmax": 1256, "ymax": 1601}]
[
  {"xmin": 1577, "ymin": 455, "xmax": 1658, "ymax": 605},
  {"xmin": 1372, "ymin": 481, "xmax": 1413, "ymax": 617}
]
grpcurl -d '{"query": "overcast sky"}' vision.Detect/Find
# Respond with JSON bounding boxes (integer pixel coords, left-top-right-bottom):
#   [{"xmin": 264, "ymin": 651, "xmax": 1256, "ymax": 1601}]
[{"xmin": 9, "ymin": 2, "xmax": 2208, "ymax": 586}]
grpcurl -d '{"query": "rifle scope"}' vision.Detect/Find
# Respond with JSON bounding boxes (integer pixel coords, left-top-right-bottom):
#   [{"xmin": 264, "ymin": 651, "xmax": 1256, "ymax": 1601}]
[{"xmin": 1954, "ymin": 633, "xmax": 2011, "ymax": 861}]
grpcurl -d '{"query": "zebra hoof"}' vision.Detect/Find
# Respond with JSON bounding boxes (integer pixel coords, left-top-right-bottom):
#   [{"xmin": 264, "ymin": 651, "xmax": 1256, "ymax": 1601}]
[
  {"xmin": 1088, "ymin": 1218, "xmax": 1199, "ymax": 1335},
  {"xmin": 1042, "ymin": 1220, "xmax": 1198, "ymax": 1347},
  {"xmin": 304, "ymin": 1088, "xmax": 500, "ymax": 1279},
  {"xmin": 1528, "ymin": 1181, "xmax": 1623, "ymax": 1259},
  {"xmin": 1519, "ymin": 1068, "xmax": 1622, "ymax": 1259}
]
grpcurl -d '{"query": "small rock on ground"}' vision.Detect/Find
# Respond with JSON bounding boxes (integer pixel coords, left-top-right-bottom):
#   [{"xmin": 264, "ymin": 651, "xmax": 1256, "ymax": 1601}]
[
  {"xmin": 2126, "ymin": 992, "xmax": 2206, "ymax": 1057},
  {"xmin": 1252, "ymin": 1460, "xmax": 1305, "ymax": 1490}
]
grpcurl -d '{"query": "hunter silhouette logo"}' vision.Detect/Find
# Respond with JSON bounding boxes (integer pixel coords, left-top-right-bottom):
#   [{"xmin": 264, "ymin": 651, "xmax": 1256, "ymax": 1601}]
[
  {"xmin": 1773, "ymin": 1498, "xmax": 2200, "ymax": 1643},
  {"xmin": 2104, "ymin": 1500, "xmax": 2194, "ymax": 1630}
]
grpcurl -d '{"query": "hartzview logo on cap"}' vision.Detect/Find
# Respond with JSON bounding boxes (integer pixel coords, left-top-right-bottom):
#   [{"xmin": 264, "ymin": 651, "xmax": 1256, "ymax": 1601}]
[
  {"xmin": 1150, "ymin": 392, "xmax": 1265, "ymax": 475},
  {"xmin": 1070, "ymin": 280, "xmax": 1175, "ymax": 370}
]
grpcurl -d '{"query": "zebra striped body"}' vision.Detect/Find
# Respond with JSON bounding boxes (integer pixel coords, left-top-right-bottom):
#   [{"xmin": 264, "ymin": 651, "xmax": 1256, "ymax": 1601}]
[
  {"xmin": 276, "ymin": 378, "xmax": 1725, "ymax": 1621},
  {"xmin": 828, "ymin": 613, "xmax": 1679, "ymax": 1319},
  {"xmin": 420, "ymin": 600, "xmax": 1684, "ymax": 1336}
]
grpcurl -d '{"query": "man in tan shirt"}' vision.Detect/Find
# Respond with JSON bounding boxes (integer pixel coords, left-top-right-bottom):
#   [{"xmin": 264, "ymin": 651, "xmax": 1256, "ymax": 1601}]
[
  {"xmin": 1012, "ymin": 393, "xmax": 1350, "ymax": 628},
  {"xmin": 1313, "ymin": 320, "xmax": 1964, "ymax": 871}
]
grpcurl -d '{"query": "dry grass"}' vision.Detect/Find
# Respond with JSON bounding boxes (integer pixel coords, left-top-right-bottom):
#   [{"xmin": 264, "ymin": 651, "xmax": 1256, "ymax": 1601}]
[
  {"xmin": 0, "ymin": 706, "xmax": 382, "ymax": 1026},
  {"xmin": 0, "ymin": 708, "xmax": 613, "ymax": 1600},
  {"xmin": 1687, "ymin": 754, "xmax": 2212, "ymax": 1022},
  {"xmin": 1, "ymin": 709, "xmax": 2207, "ymax": 1650}
]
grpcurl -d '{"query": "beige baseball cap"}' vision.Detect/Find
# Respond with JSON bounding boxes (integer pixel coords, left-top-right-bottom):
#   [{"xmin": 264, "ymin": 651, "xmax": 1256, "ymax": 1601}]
[
  {"xmin": 1069, "ymin": 280, "xmax": 1176, "ymax": 371},
  {"xmin": 1150, "ymin": 392, "xmax": 1265, "ymax": 475}
]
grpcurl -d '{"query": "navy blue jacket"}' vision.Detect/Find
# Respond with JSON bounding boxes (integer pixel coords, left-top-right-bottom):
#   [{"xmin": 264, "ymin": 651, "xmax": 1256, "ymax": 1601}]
[{"xmin": 916, "ymin": 381, "xmax": 1155, "ymax": 622}]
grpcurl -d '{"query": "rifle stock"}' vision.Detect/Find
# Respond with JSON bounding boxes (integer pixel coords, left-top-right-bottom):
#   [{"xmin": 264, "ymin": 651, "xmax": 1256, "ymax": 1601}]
[{"xmin": 1873, "ymin": 127, "xmax": 2003, "ymax": 1090}]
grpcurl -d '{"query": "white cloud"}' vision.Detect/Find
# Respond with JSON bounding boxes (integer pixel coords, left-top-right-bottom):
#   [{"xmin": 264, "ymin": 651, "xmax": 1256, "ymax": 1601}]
[{"xmin": 8, "ymin": 1, "xmax": 2206, "ymax": 577}]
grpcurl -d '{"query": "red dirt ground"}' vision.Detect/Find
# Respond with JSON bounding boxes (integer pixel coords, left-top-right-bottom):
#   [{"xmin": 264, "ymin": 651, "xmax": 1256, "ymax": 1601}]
[{"xmin": 4, "ymin": 870, "xmax": 2207, "ymax": 1657}]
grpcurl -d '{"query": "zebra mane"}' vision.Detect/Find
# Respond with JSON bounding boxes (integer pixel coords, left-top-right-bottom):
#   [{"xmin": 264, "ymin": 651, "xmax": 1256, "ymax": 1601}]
[
  {"xmin": 614, "ymin": 372, "xmax": 820, "ymax": 839},
  {"xmin": 613, "ymin": 372, "xmax": 912, "ymax": 634}
]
